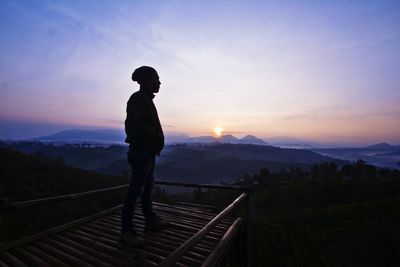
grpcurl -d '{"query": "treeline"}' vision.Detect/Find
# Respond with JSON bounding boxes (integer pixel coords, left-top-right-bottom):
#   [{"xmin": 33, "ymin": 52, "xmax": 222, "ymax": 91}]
[
  {"xmin": 188, "ymin": 161, "xmax": 400, "ymax": 266},
  {"xmin": 0, "ymin": 141, "xmax": 127, "ymax": 171}
]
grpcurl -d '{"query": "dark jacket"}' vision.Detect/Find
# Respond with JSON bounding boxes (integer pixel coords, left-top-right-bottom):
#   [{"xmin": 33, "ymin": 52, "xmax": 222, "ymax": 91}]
[{"xmin": 125, "ymin": 90, "xmax": 164, "ymax": 155}]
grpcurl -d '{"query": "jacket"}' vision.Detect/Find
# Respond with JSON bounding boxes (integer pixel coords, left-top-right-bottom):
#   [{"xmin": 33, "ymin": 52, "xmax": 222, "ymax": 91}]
[{"xmin": 125, "ymin": 90, "xmax": 164, "ymax": 155}]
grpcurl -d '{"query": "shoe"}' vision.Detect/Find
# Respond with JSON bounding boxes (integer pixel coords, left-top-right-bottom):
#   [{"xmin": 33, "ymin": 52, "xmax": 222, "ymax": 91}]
[
  {"xmin": 145, "ymin": 215, "xmax": 170, "ymax": 233},
  {"xmin": 119, "ymin": 232, "xmax": 144, "ymax": 248}
]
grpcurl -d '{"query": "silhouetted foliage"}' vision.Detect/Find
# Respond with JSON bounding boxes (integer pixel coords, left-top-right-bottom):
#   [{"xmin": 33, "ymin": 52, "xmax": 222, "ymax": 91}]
[
  {"xmin": 0, "ymin": 148, "xmax": 129, "ymax": 242},
  {"xmin": 196, "ymin": 161, "xmax": 400, "ymax": 266}
]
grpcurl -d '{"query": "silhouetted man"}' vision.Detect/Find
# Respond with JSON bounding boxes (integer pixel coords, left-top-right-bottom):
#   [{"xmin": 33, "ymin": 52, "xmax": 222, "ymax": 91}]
[{"xmin": 120, "ymin": 66, "xmax": 169, "ymax": 247}]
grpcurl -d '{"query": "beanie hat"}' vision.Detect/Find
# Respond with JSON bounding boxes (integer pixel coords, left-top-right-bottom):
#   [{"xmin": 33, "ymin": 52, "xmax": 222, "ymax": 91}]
[{"xmin": 132, "ymin": 66, "xmax": 158, "ymax": 84}]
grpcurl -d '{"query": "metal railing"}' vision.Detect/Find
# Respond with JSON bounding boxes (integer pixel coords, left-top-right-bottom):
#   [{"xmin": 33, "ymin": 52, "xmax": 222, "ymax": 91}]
[
  {"xmin": 3, "ymin": 181, "xmax": 249, "ymax": 210},
  {"xmin": 154, "ymin": 181, "xmax": 251, "ymax": 267},
  {"xmin": 2, "ymin": 184, "xmax": 128, "ymax": 210},
  {"xmin": 159, "ymin": 192, "xmax": 247, "ymax": 267}
]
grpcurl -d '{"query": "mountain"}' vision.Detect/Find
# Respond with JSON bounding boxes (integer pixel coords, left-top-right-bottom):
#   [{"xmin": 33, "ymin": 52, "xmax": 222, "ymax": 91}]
[
  {"xmin": 186, "ymin": 135, "xmax": 240, "ymax": 143},
  {"xmin": 187, "ymin": 135, "xmax": 219, "ymax": 143},
  {"xmin": 37, "ymin": 129, "xmax": 332, "ymax": 148},
  {"xmin": 34, "ymin": 129, "xmax": 269, "ymax": 146},
  {"xmin": 186, "ymin": 134, "xmax": 268, "ymax": 145},
  {"xmin": 241, "ymin": 135, "xmax": 268, "ymax": 145},
  {"xmin": 364, "ymin": 143, "xmax": 398, "ymax": 150},
  {"xmin": 220, "ymin": 134, "xmax": 239, "ymax": 143},
  {"xmin": 35, "ymin": 129, "xmax": 125, "ymax": 143}
]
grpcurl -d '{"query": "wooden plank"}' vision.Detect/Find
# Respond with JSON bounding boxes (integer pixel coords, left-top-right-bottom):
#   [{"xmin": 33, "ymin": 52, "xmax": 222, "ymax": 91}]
[
  {"xmin": 168, "ymin": 222, "xmax": 220, "ymax": 242},
  {"xmin": 24, "ymin": 244, "xmax": 69, "ymax": 267},
  {"xmin": 97, "ymin": 216, "xmax": 212, "ymax": 258},
  {"xmin": 0, "ymin": 259, "xmax": 9, "ymax": 267},
  {"xmin": 71, "ymin": 224, "xmax": 200, "ymax": 266},
  {"xmin": 62, "ymin": 229, "xmax": 152, "ymax": 263},
  {"xmin": 0, "ymin": 205, "xmax": 122, "ymax": 251},
  {"xmin": 87, "ymin": 220, "xmax": 207, "ymax": 265},
  {"xmin": 80, "ymin": 221, "xmax": 213, "ymax": 256},
  {"xmin": 34, "ymin": 240, "xmax": 91, "ymax": 266},
  {"xmin": 72, "ymin": 224, "xmax": 169, "ymax": 262},
  {"xmin": 10, "ymin": 247, "xmax": 50, "ymax": 267},
  {"xmin": 52, "ymin": 234, "xmax": 132, "ymax": 266},
  {"xmin": 98, "ymin": 214, "xmax": 223, "ymax": 241},
  {"xmin": 89, "ymin": 213, "xmax": 217, "ymax": 249},
  {"xmin": 43, "ymin": 237, "xmax": 111, "ymax": 267},
  {"xmin": 145, "ymin": 259, "xmax": 158, "ymax": 267},
  {"xmin": 153, "ymin": 204, "xmax": 232, "ymax": 223},
  {"xmin": 0, "ymin": 251, "xmax": 28, "ymax": 267},
  {"xmin": 177, "ymin": 202, "xmax": 215, "ymax": 210},
  {"xmin": 64, "ymin": 229, "xmax": 155, "ymax": 265},
  {"xmin": 61, "ymin": 231, "xmax": 138, "ymax": 263},
  {"xmin": 158, "ymin": 213, "xmax": 226, "ymax": 237}
]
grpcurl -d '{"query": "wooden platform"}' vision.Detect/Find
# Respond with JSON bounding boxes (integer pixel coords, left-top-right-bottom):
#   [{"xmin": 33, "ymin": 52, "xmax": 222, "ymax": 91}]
[{"xmin": 0, "ymin": 202, "xmax": 241, "ymax": 266}]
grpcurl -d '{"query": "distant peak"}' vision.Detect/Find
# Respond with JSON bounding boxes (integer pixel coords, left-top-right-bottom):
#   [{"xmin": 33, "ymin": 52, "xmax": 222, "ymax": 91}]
[
  {"xmin": 220, "ymin": 134, "xmax": 238, "ymax": 140},
  {"xmin": 240, "ymin": 135, "xmax": 267, "ymax": 145},
  {"xmin": 365, "ymin": 143, "xmax": 394, "ymax": 149},
  {"xmin": 241, "ymin": 135, "xmax": 258, "ymax": 140}
]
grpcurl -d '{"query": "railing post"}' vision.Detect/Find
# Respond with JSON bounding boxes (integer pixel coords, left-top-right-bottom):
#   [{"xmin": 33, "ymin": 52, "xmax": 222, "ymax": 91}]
[{"xmin": 244, "ymin": 189, "xmax": 251, "ymax": 267}]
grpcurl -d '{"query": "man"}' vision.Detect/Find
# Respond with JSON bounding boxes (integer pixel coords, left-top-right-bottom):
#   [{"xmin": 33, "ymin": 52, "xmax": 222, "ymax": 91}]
[{"xmin": 120, "ymin": 66, "xmax": 169, "ymax": 247}]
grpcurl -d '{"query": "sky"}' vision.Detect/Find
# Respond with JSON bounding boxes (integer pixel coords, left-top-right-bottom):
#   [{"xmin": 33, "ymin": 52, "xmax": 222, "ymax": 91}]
[{"xmin": 0, "ymin": 0, "xmax": 399, "ymax": 145}]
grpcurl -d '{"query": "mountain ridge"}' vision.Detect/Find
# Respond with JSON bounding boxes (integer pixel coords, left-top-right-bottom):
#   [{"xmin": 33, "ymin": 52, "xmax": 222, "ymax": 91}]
[{"xmin": 32, "ymin": 128, "xmax": 399, "ymax": 149}]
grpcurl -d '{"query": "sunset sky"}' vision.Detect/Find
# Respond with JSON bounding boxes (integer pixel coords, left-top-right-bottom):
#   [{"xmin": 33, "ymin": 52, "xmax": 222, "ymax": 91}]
[{"xmin": 1, "ymin": 1, "xmax": 399, "ymax": 144}]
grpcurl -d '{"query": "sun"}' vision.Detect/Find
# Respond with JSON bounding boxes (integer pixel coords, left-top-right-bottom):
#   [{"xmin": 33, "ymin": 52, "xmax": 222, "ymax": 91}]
[{"xmin": 214, "ymin": 127, "xmax": 223, "ymax": 137}]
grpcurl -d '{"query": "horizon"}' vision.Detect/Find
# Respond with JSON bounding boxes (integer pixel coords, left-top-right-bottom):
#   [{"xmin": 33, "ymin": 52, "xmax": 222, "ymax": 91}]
[
  {"xmin": 1, "ymin": 1, "xmax": 399, "ymax": 144},
  {"xmin": 0, "ymin": 120, "xmax": 398, "ymax": 147}
]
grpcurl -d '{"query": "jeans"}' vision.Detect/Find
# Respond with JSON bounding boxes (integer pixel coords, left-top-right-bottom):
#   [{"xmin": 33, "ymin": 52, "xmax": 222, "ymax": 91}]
[{"xmin": 121, "ymin": 148, "xmax": 157, "ymax": 234}]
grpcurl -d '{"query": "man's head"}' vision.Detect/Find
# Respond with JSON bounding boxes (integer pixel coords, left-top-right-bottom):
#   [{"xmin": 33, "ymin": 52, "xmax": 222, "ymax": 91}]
[{"xmin": 132, "ymin": 66, "xmax": 161, "ymax": 94}]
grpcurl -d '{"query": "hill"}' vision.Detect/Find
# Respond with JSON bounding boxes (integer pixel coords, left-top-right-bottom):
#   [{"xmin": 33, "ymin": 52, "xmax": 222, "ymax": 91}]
[
  {"xmin": 35, "ymin": 128, "xmax": 125, "ymax": 143},
  {"xmin": 101, "ymin": 143, "xmax": 347, "ymax": 183},
  {"xmin": 311, "ymin": 143, "xmax": 400, "ymax": 169},
  {"xmin": 1, "ymin": 141, "xmax": 347, "ymax": 184},
  {"xmin": 0, "ymin": 147, "xmax": 128, "ymax": 243},
  {"xmin": 0, "ymin": 141, "xmax": 128, "ymax": 170},
  {"xmin": 0, "ymin": 148, "xmax": 127, "ymax": 202},
  {"xmin": 364, "ymin": 143, "xmax": 399, "ymax": 150}
]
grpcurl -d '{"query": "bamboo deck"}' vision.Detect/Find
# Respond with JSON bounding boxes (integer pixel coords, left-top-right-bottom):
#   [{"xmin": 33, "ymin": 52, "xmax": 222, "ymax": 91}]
[{"xmin": 0, "ymin": 202, "xmax": 240, "ymax": 267}]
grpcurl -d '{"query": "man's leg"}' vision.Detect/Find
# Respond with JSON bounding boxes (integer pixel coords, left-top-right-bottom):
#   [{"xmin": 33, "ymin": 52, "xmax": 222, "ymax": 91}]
[
  {"xmin": 141, "ymin": 154, "xmax": 156, "ymax": 226},
  {"xmin": 141, "ymin": 154, "xmax": 170, "ymax": 232},
  {"xmin": 121, "ymin": 150, "xmax": 153, "ymax": 234}
]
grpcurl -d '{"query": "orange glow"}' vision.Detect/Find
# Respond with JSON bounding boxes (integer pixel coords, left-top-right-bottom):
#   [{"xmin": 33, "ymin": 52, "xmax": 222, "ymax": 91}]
[{"xmin": 214, "ymin": 127, "xmax": 223, "ymax": 137}]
